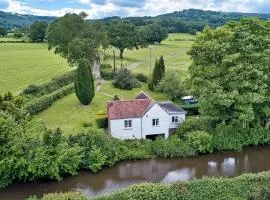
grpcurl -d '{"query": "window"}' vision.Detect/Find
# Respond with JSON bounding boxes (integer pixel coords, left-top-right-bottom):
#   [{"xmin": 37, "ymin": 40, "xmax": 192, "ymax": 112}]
[
  {"xmin": 124, "ymin": 120, "xmax": 132, "ymax": 128},
  {"xmin": 152, "ymin": 118, "xmax": 159, "ymax": 126},
  {"xmin": 172, "ymin": 116, "xmax": 179, "ymax": 123}
]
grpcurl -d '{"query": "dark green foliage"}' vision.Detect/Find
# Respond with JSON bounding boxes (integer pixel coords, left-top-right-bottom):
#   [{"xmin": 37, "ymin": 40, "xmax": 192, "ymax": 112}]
[
  {"xmin": 41, "ymin": 192, "xmax": 88, "ymax": 200},
  {"xmin": 47, "ymin": 13, "xmax": 108, "ymax": 66},
  {"xmin": 22, "ymin": 70, "xmax": 75, "ymax": 97},
  {"xmin": 13, "ymin": 28, "xmax": 23, "ymax": 38},
  {"xmin": 187, "ymin": 131, "xmax": 213, "ymax": 153},
  {"xmin": 96, "ymin": 172, "xmax": 270, "ymax": 200},
  {"xmin": 100, "ymin": 64, "xmax": 115, "ymax": 80},
  {"xmin": 135, "ymin": 73, "xmax": 148, "ymax": 83},
  {"xmin": 152, "ymin": 136, "xmax": 197, "ymax": 158},
  {"xmin": 176, "ymin": 117, "xmax": 213, "ymax": 137},
  {"xmin": 148, "ymin": 56, "xmax": 165, "ymax": 90},
  {"xmin": 180, "ymin": 104, "xmax": 200, "ymax": 115},
  {"xmin": 190, "ymin": 29, "xmax": 197, "ymax": 35},
  {"xmin": 142, "ymin": 23, "xmax": 168, "ymax": 44},
  {"xmin": 107, "ymin": 21, "xmax": 148, "ymax": 58},
  {"xmin": 113, "ymin": 68, "xmax": 141, "ymax": 90},
  {"xmin": 0, "ymin": 26, "xmax": 7, "ymax": 36},
  {"xmin": 23, "ymin": 84, "xmax": 74, "ymax": 115},
  {"xmin": 29, "ymin": 21, "xmax": 48, "ymax": 42},
  {"xmin": 74, "ymin": 59, "xmax": 95, "ymax": 105}
]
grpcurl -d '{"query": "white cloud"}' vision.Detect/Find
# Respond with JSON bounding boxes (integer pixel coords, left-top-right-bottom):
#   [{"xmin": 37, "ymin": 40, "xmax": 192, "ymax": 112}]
[{"xmin": 0, "ymin": 0, "xmax": 269, "ymax": 18}]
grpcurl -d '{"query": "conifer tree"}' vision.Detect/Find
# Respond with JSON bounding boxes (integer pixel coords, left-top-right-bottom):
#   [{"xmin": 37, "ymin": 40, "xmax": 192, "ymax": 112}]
[
  {"xmin": 74, "ymin": 59, "xmax": 95, "ymax": 105},
  {"xmin": 148, "ymin": 56, "xmax": 166, "ymax": 90}
]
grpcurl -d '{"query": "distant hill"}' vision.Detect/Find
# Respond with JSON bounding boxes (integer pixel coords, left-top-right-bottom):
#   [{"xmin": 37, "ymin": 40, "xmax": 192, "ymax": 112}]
[
  {"xmin": 1, "ymin": 9, "xmax": 270, "ymax": 32},
  {"xmin": 0, "ymin": 11, "xmax": 55, "ymax": 29}
]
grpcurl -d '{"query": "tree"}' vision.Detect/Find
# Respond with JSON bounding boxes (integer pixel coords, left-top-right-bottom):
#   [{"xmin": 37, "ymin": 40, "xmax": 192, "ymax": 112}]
[
  {"xmin": 113, "ymin": 68, "xmax": 140, "ymax": 90},
  {"xmin": 29, "ymin": 21, "xmax": 48, "ymax": 42},
  {"xmin": 0, "ymin": 27, "xmax": 7, "ymax": 36},
  {"xmin": 13, "ymin": 28, "xmax": 23, "ymax": 38},
  {"xmin": 188, "ymin": 19, "xmax": 270, "ymax": 127},
  {"xmin": 148, "ymin": 56, "xmax": 166, "ymax": 90},
  {"xmin": 74, "ymin": 59, "xmax": 95, "ymax": 105},
  {"xmin": 107, "ymin": 21, "xmax": 147, "ymax": 58},
  {"xmin": 47, "ymin": 12, "xmax": 108, "ymax": 104},
  {"xmin": 157, "ymin": 70, "xmax": 185, "ymax": 100},
  {"xmin": 143, "ymin": 23, "xmax": 168, "ymax": 44}
]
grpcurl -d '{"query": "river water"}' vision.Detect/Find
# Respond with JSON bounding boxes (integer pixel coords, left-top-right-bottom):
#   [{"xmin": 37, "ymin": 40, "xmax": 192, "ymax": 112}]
[{"xmin": 1, "ymin": 146, "xmax": 270, "ymax": 200}]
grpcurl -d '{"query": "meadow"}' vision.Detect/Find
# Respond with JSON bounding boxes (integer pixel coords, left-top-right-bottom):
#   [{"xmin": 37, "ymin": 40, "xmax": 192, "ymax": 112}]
[
  {"xmin": 0, "ymin": 33, "xmax": 194, "ymax": 134},
  {"xmin": 0, "ymin": 43, "xmax": 69, "ymax": 94}
]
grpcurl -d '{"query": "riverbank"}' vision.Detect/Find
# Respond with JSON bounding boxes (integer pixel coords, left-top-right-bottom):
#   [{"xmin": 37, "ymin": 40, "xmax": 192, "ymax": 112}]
[{"xmin": 1, "ymin": 145, "xmax": 270, "ymax": 199}]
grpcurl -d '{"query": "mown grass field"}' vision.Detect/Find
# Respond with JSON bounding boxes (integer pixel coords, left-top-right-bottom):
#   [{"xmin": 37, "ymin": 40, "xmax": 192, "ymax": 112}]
[
  {"xmin": 35, "ymin": 33, "xmax": 194, "ymax": 134},
  {"xmin": 0, "ymin": 43, "xmax": 69, "ymax": 94},
  {"xmin": 1, "ymin": 33, "xmax": 194, "ymax": 134}
]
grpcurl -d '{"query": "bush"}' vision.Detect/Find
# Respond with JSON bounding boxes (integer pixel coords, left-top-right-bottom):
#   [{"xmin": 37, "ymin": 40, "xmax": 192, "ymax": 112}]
[
  {"xmin": 41, "ymin": 192, "xmax": 88, "ymax": 200},
  {"xmin": 135, "ymin": 73, "xmax": 148, "ymax": 83},
  {"xmin": 113, "ymin": 68, "xmax": 141, "ymax": 90},
  {"xmin": 176, "ymin": 117, "xmax": 213, "ymax": 138},
  {"xmin": 22, "ymin": 70, "xmax": 75, "ymax": 97},
  {"xmin": 100, "ymin": 68, "xmax": 115, "ymax": 80},
  {"xmin": 96, "ymin": 110, "xmax": 108, "ymax": 129},
  {"xmin": 187, "ymin": 131, "xmax": 213, "ymax": 153},
  {"xmin": 152, "ymin": 136, "xmax": 197, "ymax": 158},
  {"xmin": 23, "ymin": 84, "xmax": 74, "ymax": 115}
]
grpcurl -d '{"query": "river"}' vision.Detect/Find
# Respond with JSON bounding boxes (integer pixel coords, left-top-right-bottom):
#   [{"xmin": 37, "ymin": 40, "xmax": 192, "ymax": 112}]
[{"xmin": 1, "ymin": 145, "xmax": 270, "ymax": 200}]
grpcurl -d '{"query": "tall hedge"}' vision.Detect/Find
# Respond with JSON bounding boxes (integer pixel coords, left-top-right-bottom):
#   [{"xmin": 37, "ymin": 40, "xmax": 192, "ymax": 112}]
[{"xmin": 74, "ymin": 59, "xmax": 95, "ymax": 105}]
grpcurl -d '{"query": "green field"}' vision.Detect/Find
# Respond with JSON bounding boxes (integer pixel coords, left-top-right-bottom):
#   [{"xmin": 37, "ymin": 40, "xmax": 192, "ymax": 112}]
[
  {"xmin": 1, "ymin": 33, "xmax": 194, "ymax": 134},
  {"xmin": 0, "ymin": 43, "xmax": 69, "ymax": 94},
  {"xmin": 103, "ymin": 33, "xmax": 194, "ymax": 78}
]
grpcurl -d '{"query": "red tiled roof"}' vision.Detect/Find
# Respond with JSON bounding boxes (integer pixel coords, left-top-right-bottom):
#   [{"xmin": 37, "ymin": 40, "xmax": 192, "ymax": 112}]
[{"xmin": 108, "ymin": 99, "xmax": 154, "ymax": 120}]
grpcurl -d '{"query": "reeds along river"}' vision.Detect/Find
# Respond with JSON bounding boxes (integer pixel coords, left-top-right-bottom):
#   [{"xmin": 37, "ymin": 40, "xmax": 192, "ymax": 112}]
[{"xmin": 1, "ymin": 145, "xmax": 270, "ymax": 200}]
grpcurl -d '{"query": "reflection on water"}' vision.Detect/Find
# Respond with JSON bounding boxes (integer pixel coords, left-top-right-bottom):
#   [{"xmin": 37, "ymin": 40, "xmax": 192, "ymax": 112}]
[{"xmin": 1, "ymin": 146, "xmax": 270, "ymax": 200}]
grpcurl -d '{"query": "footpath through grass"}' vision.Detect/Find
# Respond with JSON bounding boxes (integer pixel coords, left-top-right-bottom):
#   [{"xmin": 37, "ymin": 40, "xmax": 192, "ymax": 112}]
[{"xmin": 0, "ymin": 43, "xmax": 69, "ymax": 94}]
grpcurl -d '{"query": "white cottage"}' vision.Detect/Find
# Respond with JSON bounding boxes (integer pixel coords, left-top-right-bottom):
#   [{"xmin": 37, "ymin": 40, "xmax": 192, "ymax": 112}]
[{"xmin": 108, "ymin": 92, "xmax": 187, "ymax": 140}]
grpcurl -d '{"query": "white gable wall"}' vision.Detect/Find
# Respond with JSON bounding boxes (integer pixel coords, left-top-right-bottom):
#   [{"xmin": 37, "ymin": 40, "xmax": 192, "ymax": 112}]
[
  {"xmin": 169, "ymin": 113, "xmax": 186, "ymax": 129},
  {"xmin": 142, "ymin": 103, "xmax": 170, "ymax": 139},
  {"xmin": 110, "ymin": 118, "xmax": 142, "ymax": 140}
]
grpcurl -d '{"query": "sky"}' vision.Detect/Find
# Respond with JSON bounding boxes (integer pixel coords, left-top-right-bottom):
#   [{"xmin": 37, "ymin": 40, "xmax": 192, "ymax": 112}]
[{"xmin": 0, "ymin": 0, "xmax": 270, "ymax": 19}]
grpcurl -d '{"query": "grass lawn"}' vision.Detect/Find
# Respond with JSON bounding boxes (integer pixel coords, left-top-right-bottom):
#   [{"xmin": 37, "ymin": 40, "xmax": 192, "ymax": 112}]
[
  {"xmin": 0, "ymin": 43, "xmax": 69, "ymax": 94},
  {"xmin": 103, "ymin": 33, "xmax": 194, "ymax": 79},
  {"xmin": 0, "ymin": 37, "xmax": 25, "ymax": 42}
]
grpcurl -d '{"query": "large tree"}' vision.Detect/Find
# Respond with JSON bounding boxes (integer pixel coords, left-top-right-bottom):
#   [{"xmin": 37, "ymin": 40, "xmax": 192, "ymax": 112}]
[
  {"xmin": 47, "ymin": 12, "xmax": 108, "ymax": 104},
  {"xmin": 188, "ymin": 18, "xmax": 270, "ymax": 127},
  {"xmin": 107, "ymin": 21, "xmax": 147, "ymax": 58},
  {"xmin": 29, "ymin": 21, "xmax": 48, "ymax": 42},
  {"xmin": 143, "ymin": 23, "xmax": 168, "ymax": 44}
]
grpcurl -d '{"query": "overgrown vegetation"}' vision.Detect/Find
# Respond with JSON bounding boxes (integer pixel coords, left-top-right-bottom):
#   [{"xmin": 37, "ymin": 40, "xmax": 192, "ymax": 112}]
[{"xmin": 113, "ymin": 68, "xmax": 141, "ymax": 90}]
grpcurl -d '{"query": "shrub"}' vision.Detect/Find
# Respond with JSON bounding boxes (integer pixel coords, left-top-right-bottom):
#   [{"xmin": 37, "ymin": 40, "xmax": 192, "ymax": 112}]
[
  {"xmin": 113, "ymin": 68, "xmax": 141, "ymax": 90},
  {"xmin": 41, "ymin": 192, "xmax": 88, "ymax": 200},
  {"xmin": 152, "ymin": 136, "xmax": 197, "ymax": 158},
  {"xmin": 187, "ymin": 131, "xmax": 213, "ymax": 153},
  {"xmin": 176, "ymin": 117, "xmax": 213, "ymax": 138},
  {"xmin": 100, "ymin": 68, "xmax": 115, "ymax": 80},
  {"xmin": 23, "ymin": 84, "xmax": 74, "ymax": 115},
  {"xmin": 135, "ymin": 73, "xmax": 148, "ymax": 83},
  {"xmin": 96, "ymin": 110, "xmax": 108, "ymax": 129},
  {"xmin": 22, "ymin": 70, "xmax": 75, "ymax": 97}
]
